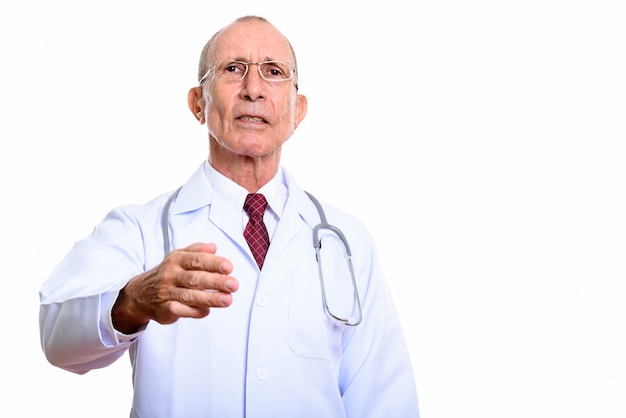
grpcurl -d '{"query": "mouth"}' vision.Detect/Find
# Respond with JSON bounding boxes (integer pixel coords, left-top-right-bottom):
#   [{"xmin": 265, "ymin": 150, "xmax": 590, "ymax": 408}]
[{"xmin": 237, "ymin": 115, "xmax": 268, "ymax": 124}]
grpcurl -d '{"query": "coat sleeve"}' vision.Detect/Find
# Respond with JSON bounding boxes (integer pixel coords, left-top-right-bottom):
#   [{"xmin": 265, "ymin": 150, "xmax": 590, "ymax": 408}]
[
  {"xmin": 39, "ymin": 205, "xmax": 153, "ymax": 374},
  {"xmin": 337, "ymin": 225, "xmax": 420, "ymax": 417}
]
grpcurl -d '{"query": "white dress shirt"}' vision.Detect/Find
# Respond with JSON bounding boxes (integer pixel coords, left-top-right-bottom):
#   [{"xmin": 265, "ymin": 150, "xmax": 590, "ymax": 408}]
[{"xmin": 39, "ymin": 161, "xmax": 420, "ymax": 418}]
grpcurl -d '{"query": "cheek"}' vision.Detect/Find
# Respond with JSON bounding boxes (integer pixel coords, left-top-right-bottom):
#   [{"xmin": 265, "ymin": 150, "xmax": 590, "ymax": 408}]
[
  {"xmin": 205, "ymin": 87, "xmax": 230, "ymax": 124},
  {"xmin": 206, "ymin": 100, "xmax": 229, "ymax": 133},
  {"xmin": 278, "ymin": 99, "xmax": 297, "ymax": 130}
]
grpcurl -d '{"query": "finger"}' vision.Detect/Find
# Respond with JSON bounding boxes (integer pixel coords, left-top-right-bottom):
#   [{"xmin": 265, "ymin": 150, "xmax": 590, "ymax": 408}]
[
  {"xmin": 174, "ymin": 269, "xmax": 239, "ymax": 293},
  {"xmin": 165, "ymin": 301, "xmax": 212, "ymax": 321},
  {"xmin": 171, "ymin": 287, "xmax": 234, "ymax": 310},
  {"xmin": 180, "ymin": 251, "xmax": 233, "ymax": 275},
  {"xmin": 182, "ymin": 242, "xmax": 218, "ymax": 254}
]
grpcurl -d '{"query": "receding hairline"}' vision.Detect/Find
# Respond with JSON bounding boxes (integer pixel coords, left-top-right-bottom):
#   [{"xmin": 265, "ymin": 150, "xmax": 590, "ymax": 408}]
[{"xmin": 196, "ymin": 15, "xmax": 298, "ymax": 83}]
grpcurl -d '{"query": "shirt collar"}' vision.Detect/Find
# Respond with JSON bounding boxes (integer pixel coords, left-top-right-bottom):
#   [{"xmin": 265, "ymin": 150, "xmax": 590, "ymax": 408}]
[{"xmin": 204, "ymin": 161, "xmax": 288, "ymax": 219}]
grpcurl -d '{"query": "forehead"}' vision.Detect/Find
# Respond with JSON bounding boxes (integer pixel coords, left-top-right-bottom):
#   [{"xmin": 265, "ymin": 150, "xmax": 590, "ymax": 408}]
[{"xmin": 212, "ymin": 20, "xmax": 294, "ymax": 63}]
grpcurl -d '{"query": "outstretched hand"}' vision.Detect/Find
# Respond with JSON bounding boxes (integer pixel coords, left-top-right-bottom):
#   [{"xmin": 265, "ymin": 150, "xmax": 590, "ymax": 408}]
[{"xmin": 112, "ymin": 242, "xmax": 238, "ymax": 334}]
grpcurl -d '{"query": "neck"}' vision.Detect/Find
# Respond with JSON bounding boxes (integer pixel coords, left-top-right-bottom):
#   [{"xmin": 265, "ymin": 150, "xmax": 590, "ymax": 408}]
[{"xmin": 208, "ymin": 150, "xmax": 281, "ymax": 193}]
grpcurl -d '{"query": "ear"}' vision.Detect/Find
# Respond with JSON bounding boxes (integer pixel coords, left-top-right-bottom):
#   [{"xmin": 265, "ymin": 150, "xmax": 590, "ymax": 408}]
[
  {"xmin": 293, "ymin": 94, "xmax": 308, "ymax": 130},
  {"xmin": 188, "ymin": 86, "xmax": 206, "ymax": 124}
]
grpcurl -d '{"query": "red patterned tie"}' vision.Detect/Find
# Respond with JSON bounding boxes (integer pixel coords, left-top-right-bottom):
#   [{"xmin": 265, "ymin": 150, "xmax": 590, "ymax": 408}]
[{"xmin": 243, "ymin": 193, "xmax": 270, "ymax": 269}]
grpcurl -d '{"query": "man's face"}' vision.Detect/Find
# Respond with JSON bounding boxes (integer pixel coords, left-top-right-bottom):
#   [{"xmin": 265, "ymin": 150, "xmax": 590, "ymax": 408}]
[{"xmin": 202, "ymin": 20, "xmax": 306, "ymax": 160}]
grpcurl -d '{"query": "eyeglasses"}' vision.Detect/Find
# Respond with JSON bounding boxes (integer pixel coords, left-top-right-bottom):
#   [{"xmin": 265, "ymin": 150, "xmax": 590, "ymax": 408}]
[{"xmin": 199, "ymin": 60, "xmax": 297, "ymax": 86}]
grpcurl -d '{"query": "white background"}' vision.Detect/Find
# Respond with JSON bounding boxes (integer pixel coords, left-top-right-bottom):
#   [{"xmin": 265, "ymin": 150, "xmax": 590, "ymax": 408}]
[{"xmin": 2, "ymin": 1, "xmax": 625, "ymax": 417}]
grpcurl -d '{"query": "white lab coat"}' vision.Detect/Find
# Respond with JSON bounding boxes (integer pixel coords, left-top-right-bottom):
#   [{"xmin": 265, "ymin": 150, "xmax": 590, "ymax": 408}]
[{"xmin": 39, "ymin": 162, "xmax": 419, "ymax": 418}]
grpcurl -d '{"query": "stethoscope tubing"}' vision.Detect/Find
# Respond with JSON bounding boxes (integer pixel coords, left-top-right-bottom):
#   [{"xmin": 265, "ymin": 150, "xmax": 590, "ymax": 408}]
[{"xmin": 161, "ymin": 187, "xmax": 363, "ymax": 325}]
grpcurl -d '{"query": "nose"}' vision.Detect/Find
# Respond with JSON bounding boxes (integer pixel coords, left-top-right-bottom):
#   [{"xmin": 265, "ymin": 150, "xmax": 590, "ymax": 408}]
[{"xmin": 240, "ymin": 63, "xmax": 265, "ymax": 101}]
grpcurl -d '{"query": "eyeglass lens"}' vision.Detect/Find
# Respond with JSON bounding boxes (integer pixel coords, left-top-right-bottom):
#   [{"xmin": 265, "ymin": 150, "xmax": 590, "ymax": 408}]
[{"xmin": 215, "ymin": 61, "xmax": 293, "ymax": 82}]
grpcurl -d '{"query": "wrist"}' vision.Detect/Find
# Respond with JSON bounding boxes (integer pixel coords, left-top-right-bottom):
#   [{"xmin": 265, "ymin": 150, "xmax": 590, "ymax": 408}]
[{"xmin": 112, "ymin": 286, "xmax": 149, "ymax": 334}]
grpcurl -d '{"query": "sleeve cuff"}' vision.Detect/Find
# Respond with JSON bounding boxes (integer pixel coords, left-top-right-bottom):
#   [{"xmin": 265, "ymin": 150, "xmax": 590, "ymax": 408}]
[{"xmin": 100, "ymin": 290, "xmax": 145, "ymax": 344}]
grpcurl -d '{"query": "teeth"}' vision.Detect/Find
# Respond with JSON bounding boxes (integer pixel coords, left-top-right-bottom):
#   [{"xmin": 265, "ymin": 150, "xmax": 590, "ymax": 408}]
[{"xmin": 242, "ymin": 116, "xmax": 263, "ymax": 122}]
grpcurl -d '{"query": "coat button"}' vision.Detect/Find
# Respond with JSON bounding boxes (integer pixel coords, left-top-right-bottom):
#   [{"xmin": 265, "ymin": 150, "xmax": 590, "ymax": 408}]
[
  {"xmin": 256, "ymin": 294, "xmax": 268, "ymax": 307},
  {"xmin": 256, "ymin": 367, "xmax": 268, "ymax": 380}
]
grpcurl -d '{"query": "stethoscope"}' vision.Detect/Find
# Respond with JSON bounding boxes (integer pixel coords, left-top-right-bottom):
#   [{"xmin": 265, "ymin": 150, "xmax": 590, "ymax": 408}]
[{"xmin": 161, "ymin": 187, "xmax": 363, "ymax": 326}]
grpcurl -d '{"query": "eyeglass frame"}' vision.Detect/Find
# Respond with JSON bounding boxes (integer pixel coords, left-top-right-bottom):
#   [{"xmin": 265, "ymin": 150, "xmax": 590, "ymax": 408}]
[{"xmin": 198, "ymin": 60, "xmax": 299, "ymax": 90}]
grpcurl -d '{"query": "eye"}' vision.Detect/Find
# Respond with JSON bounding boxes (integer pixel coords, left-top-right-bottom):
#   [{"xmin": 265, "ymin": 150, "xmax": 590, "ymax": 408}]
[
  {"xmin": 222, "ymin": 62, "xmax": 247, "ymax": 77},
  {"xmin": 260, "ymin": 62, "xmax": 290, "ymax": 80}
]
